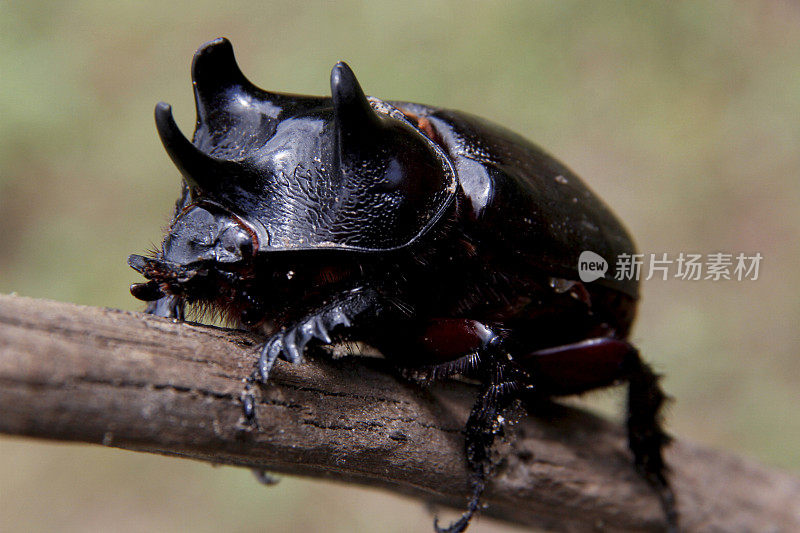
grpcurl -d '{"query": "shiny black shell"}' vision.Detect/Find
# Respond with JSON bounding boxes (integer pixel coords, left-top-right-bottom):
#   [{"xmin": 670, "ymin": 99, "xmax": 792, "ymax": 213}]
[
  {"xmin": 128, "ymin": 40, "xmax": 674, "ymax": 533},
  {"xmin": 158, "ymin": 39, "xmax": 456, "ymax": 253},
  {"xmin": 401, "ymin": 104, "xmax": 638, "ymax": 300},
  {"xmin": 150, "ymin": 37, "xmax": 637, "ymax": 302}
]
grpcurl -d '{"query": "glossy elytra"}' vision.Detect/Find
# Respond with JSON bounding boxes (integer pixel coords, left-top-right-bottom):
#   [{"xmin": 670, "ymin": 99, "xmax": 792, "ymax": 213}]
[{"xmin": 129, "ymin": 38, "xmax": 677, "ymax": 533}]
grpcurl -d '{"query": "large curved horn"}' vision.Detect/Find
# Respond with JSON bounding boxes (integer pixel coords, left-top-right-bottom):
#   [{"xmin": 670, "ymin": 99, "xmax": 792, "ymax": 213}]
[
  {"xmin": 330, "ymin": 62, "xmax": 380, "ymax": 140},
  {"xmin": 190, "ymin": 38, "xmax": 266, "ymax": 119},
  {"xmin": 155, "ymin": 102, "xmax": 226, "ymax": 191}
]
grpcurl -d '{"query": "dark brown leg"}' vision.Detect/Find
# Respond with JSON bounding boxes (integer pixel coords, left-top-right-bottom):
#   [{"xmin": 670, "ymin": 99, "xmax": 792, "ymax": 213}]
[
  {"xmin": 433, "ymin": 338, "xmax": 678, "ymax": 533},
  {"xmin": 623, "ymin": 349, "xmax": 678, "ymax": 532},
  {"xmin": 434, "ymin": 355, "xmax": 525, "ymax": 533}
]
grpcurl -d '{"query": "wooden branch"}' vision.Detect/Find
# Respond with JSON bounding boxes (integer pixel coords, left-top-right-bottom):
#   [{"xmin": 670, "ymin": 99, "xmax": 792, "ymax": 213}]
[{"xmin": 0, "ymin": 294, "xmax": 798, "ymax": 531}]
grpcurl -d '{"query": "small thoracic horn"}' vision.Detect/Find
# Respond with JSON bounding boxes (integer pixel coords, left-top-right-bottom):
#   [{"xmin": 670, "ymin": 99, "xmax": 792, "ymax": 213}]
[
  {"xmin": 154, "ymin": 102, "xmax": 229, "ymax": 191},
  {"xmin": 330, "ymin": 61, "xmax": 381, "ymax": 145}
]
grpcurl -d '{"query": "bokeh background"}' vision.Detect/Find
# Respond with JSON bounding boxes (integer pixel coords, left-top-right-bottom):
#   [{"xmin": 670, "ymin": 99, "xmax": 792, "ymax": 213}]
[{"xmin": 1, "ymin": 2, "xmax": 798, "ymax": 531}]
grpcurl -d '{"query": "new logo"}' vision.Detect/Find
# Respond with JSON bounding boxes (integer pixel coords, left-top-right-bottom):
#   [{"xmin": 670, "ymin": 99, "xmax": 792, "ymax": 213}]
[{"xmin": 578, "ymin": 251, "xmax": 608, "ymax": 282}]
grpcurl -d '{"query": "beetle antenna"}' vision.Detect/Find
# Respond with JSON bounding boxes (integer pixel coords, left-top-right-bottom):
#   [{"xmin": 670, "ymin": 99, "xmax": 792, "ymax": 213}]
[{"xmin": 154, "ymin": 102, "xmax": 228, "ymax": 192}]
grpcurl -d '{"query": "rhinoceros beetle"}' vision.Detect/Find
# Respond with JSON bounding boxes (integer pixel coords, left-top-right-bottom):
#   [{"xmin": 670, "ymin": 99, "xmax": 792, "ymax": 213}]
[{"xmin": 129, "ymin": 38, "xmax": 677, "ymax": 532}]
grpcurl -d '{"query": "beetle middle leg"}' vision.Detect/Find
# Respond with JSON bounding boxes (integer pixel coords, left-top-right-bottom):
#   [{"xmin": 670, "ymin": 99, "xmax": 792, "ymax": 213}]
[
  {"xmin": 433, "ymin": 354, "xmax": 528, "ymax": 533},
  {"xmin": 398, "ymin": 319, "xmax": 523, "ymax": 533},
  {"xmin": 411, "ymin": 326, "xmax": 677, "ymax": 532}
]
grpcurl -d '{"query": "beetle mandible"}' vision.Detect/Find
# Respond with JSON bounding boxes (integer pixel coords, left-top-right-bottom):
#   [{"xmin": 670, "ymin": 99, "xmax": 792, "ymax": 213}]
[{"xmin": 129, "ymin": 38, "xmax": 677, "ymax": 533}]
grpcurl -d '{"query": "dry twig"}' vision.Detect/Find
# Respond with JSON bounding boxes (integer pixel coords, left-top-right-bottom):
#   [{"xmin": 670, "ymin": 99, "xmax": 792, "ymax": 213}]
[{"xmin": 1, "ymin": 294, "xmax": 798, "ymax": 531}]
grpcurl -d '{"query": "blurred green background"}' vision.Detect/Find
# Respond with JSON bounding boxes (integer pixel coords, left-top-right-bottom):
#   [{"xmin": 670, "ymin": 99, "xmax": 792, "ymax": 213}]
[{"xmin": 1, "ymin": 1, "xmax": 798, "ymax": 532}]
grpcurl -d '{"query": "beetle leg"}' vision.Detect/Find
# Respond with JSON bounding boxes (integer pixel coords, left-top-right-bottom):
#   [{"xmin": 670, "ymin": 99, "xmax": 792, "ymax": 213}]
[
  {"xmin": 144, "ymin": 294, "xmax": 185, "ymax": 320},
  {"xmin": 256, "ymin": 334, "xmax": 286, "ymax": 381},
  {"xmin": 244, "ymin": 287, "xmax": 403, "ymax": 428},
  {"xmin": 255, "ymin": 287, "xmax": 400, "ymax": 382},
  {"xmin": 622, "ymin": 349, "xmax": 678, "ymax": 533},
  {"xmin": 520, "ymin": 338, "xmax": 677, "ymax": 532},
  {"xmin": 243, "ymin": 287, "xmax": 406, "ymax": 428},
  {"xmin": 402, "ymin": 351, "xmax": 483, "ymax": 383},
  {"xmin": 398, "ymin": 318, "xmax": 503, "ymax": 383},
  {"xmin": 434, "ymin": 387, "xmax": 497, "ymax": 533},
  {"xmin": 434, "ymin": 355, "xmax": 524, "ymax": 533},
  {"xmin": 254, "ymin": 310, "xmax": 343, "ymax": 381}
]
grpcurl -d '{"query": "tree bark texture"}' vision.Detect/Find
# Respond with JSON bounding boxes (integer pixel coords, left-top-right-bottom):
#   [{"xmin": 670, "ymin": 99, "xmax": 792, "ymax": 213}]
[{"xmin": 0, "ymin": 294, "xmax": 798, "ymax": 531}]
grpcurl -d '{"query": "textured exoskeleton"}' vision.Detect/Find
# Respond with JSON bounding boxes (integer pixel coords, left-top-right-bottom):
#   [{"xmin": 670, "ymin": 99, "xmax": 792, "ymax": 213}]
[{"xmin": 129, "ymin": 38, "xmax": 676, "ymax": 533}]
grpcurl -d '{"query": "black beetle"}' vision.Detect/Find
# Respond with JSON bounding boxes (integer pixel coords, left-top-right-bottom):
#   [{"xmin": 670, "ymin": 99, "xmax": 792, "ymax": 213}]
[{"xmin": 129, "ymin": 38, "xmax": 677, "ymax": 532}]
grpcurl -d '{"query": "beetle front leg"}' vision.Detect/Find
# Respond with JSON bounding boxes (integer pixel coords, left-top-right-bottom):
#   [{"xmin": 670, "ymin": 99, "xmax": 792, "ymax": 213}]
[
  {"xmin": 144, "ymin": 295, "xmax": 186, "ymax": 320},
  {"xmin": 255, "ymin": 286, "xmax": 402, "ymax": 382},
  {"xmin": 242, "ymin": 286, "xmax": 406, "ymax": 429}
]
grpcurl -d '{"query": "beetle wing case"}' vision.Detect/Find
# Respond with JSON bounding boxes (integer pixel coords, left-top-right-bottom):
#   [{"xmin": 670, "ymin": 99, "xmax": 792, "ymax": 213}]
[{"xmin": 395, "ymin": 102, "xmax": 639, "ymax": 300}]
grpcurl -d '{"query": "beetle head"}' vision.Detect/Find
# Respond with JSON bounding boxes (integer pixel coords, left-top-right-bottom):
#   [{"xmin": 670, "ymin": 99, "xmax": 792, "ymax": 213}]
[
  {"xmin": 129, "ymin": 202, "xmax": 256, "ymax": 302},
  {"xmin": 149, "ymin": 37, "xmax": 456, "ymax": 254}
]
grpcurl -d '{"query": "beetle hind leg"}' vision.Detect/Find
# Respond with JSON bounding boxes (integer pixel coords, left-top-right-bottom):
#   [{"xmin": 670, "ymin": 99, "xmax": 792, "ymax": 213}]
[{"xmin": 623, "ymin": 349, "xmax": 678, "ymax": 532}]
